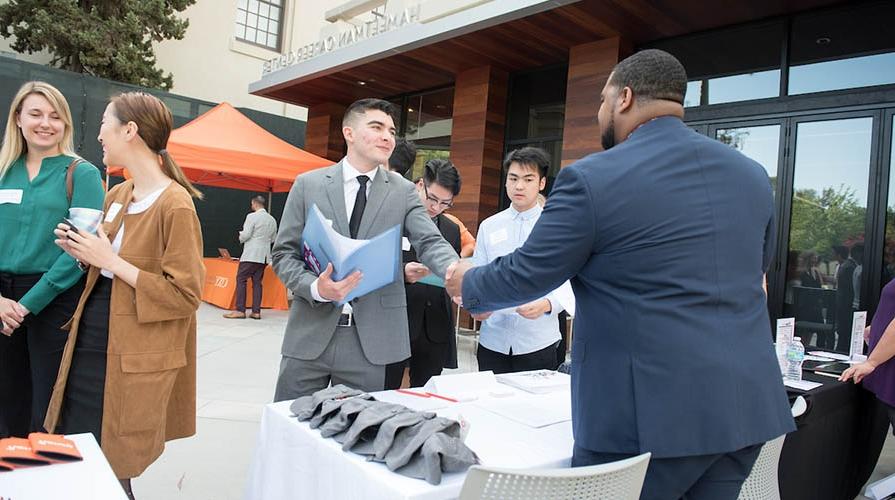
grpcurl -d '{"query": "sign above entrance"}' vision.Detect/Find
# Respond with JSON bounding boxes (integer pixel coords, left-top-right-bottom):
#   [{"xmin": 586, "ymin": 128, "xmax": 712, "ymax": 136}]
[{"xmin": 262, "ymin": 5, "xmax": 421, "ymax": 75}]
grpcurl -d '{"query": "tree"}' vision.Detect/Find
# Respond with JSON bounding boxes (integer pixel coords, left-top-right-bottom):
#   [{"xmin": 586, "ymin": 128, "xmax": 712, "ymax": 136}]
[
  {"xmin": 789, "ymin": 185, "xmax": 866, "ymax": 260},
  {"xmin": 0, "ymin": 0, "xmax": 196, "ymax": 90}
]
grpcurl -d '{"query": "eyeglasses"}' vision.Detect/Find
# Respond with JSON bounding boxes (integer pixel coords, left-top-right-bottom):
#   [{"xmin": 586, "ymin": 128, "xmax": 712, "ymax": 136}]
[{"xmin": 422, "ymin": 183, "xmax": 453, "ymax": 209}]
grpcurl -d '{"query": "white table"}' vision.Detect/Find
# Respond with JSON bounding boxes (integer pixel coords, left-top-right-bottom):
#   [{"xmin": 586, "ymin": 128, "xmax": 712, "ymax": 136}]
[
  {"xmin": 244, "ymin": 388, "xmax": 574, "ymax": 500},
  {"xmin": 0, "ymin": 433, "xmax": 127, "ymax": 500}
]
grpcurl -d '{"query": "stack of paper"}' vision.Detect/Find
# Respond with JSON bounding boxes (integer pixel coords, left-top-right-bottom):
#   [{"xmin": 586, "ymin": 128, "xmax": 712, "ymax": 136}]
[{"xmin": 496, "ymin": 370, "xmax": 570, "ymax": 394}]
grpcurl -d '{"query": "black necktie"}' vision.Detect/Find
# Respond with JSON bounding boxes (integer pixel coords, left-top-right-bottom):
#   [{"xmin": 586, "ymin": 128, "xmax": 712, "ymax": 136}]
[{"xmin": 349, "ymin": 175, "xmax": 369, "ymax": 239}]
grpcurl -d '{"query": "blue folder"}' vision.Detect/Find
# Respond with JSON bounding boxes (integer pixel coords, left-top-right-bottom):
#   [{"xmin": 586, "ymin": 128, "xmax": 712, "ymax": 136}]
[{"xmin": 301, "ymin": 204, "xmax": 401, "ymax": 304}]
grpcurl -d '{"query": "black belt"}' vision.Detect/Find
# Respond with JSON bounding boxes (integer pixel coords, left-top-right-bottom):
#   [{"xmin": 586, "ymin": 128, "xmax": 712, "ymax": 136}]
[{"xmin": 337, "ymin": 313, "xmax": 355, "ymax": 327}]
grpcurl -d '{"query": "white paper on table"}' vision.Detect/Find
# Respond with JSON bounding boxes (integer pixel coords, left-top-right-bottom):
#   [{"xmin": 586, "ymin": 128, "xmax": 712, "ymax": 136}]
[
  {"xmin": 474, "ymin": 392, "xmax": 571, "ymax": 428},
  {"xmin": 804, "ymin": 354, "xmax": 833, "ymax": 361},
  {"xmin": 783, "ymin": 379, "xmax": 822, "ymax": 391},
  {"xmin": 425, "ymin": 371, "xmax": 499, "ymax": 400},
  {"xmin": 808, "ymin": 351, "xmax": 851, "ymax": 361}
]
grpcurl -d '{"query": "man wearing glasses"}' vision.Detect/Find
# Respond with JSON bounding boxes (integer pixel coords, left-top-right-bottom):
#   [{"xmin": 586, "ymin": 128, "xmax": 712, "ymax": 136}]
[
  {"xmin": 468, "ymin": 147, "xmax": 572, "ymax": 374},
  {"xmin": 400, "ymin": 159, "xmax": 463, "ymax": 387}
]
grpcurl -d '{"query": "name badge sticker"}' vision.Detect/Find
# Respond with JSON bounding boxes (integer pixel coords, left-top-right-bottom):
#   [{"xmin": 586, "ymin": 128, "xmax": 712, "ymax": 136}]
[
  {"xmin": 489, "ymin": 228, "xmax": 509, "ymax": 245},
  {"xmin": 0, "ymin": 189, "xmax": 23, "ymax": 205},
  {"xmin": 104, "ymin": 202, "xmax": 123, "ymax": 222},
  {"xmin": 401, "ymin": 237, "xmax": 411, "ymax": 251}
]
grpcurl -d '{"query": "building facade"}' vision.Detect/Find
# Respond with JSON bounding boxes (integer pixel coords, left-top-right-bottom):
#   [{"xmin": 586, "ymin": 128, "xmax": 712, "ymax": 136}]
[{"xmin": 249, "ymin": 0, "xmax": 895, "ymax": 346}]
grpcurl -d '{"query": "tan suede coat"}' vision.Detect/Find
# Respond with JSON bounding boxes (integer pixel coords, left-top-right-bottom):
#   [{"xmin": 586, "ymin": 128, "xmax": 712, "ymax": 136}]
[{"xmin": 44, "ymin": 180, "xmax": 205, "ymax": 478}]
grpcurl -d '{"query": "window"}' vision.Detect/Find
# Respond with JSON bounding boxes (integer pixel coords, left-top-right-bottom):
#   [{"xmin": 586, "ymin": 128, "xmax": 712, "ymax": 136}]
[
  {"xmin": 788, "ymin": 1, "xmax": 895, "ymax": 95},
  {"xmin": 236, "ymin": 0, "xmax": 283, "ymax": 51},
  {"xmin": 651, "ymin": 21, "xmax": 784, "ymax": 106}
]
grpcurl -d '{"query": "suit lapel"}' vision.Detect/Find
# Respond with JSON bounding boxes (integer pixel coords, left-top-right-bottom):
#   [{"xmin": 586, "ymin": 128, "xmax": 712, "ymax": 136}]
[
  {"xmin": 358, "ymin": 168, "xmax": 390, "ymax": 239},
  {"xmin": 324, "ymin": 162, "xmax": 350, "ymax": 236}
]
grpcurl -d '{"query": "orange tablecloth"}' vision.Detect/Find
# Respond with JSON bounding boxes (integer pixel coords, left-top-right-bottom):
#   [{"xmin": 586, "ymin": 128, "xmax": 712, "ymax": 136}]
[{"xmin": 202, "ymin": 257, "xmax": 289, "ymax": 310}]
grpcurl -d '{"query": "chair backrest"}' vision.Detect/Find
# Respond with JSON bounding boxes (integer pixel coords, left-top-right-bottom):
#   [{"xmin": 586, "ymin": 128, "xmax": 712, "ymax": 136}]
[
  {"xmin": 737, "ymin": 435, "xmax": 786, "ymax": 500},
  {"xmin": 458, "ymin": 452, "xmax": 650, "ymax": 500}
]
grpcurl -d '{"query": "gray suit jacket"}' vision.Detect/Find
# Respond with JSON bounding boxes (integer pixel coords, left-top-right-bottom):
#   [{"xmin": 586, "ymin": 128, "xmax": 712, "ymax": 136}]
[
  {"xmin": 272, "ymin": 161, "xmax": 458, "ymax": 364},
  {"xmin": 239, "ymin": 208, "xmax": 277, "ymax": 264}
]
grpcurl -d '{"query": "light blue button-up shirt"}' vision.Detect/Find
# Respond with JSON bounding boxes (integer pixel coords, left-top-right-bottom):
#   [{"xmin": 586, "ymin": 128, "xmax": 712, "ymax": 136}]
[{"xmin": 470, "ymin": 203, "xmax": 573, "ymax": 355}]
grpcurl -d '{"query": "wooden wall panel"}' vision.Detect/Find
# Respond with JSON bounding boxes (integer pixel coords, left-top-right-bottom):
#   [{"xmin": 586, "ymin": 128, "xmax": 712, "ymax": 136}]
[
  {"xmin": 449, "ymin": 66, "xmax": 508, "ymax": 237},
  {"xmin": 306, "ymin": 102, "xmax": 346, "ymax": 161},
  {"xmin": 560, "ymin": 37, "xmax": 631, "ymax": 167}
]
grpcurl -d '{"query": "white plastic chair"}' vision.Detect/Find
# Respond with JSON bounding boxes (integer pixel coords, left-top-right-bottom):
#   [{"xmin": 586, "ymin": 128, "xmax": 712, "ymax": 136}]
[
  {"xmin": 458, "ymin": 452, "xmax": 651, "ymax": 500},
  {"xmin": 736, "ymin": 434, "xmax": 786, "ymax": 500}
]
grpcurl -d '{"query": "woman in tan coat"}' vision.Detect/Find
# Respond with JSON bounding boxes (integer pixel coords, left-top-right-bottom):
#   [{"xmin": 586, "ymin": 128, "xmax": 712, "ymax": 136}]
[{"xmin": 46, "ymin": 92, "xmax": 205, "ymax": 499}]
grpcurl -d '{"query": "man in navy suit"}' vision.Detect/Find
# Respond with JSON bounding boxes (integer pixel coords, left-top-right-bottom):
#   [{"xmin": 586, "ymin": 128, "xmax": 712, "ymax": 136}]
[{"xmin": 446, "ymin": 49, "xmax": 794, "ymax": 499}]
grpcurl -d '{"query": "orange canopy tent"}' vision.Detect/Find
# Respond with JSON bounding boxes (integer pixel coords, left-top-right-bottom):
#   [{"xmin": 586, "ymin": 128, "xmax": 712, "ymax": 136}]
[{"xmin": 107, "ymin": 102, "xmax": 333, "ymax": 192}]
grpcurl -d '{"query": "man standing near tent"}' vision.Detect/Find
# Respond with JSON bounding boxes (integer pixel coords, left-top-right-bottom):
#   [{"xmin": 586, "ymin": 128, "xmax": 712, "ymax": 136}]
[
  {"xmin": 224, "ymin": 195, "xmax": 277, "ymax": 319},
  {"xmin": 272, "ymin": 98, "xmax": 458, "ymax": 400}
]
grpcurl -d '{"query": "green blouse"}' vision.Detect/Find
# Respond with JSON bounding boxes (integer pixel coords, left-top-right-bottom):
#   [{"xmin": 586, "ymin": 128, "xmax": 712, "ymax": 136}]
[{"xmin": 0, "ymin": 154, "xmax": 105, "ymax": 313}]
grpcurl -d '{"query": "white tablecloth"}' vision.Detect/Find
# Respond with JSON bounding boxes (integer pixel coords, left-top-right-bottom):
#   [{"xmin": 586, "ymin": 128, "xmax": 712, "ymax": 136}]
[
  {"xmin": 0, "ymin": 433, "xmax": 127, "ymax": 500},
  {"xmin": 244, "ymin": 389, "xmax": 574, "ymax": 500}
]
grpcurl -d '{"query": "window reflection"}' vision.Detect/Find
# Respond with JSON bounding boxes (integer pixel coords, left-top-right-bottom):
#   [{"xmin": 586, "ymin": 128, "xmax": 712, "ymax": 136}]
[
  {"xmin": 790, "ymin": 52, "xmax": 895, "ymax": 95},
  {"xmin": 715, "ymin": 125, "xmax": 780, "ymax": 196},
  {"xmin": 882, "ymin": 115, "xmax": 895, "ymax": 290},
  {"xmin": 706, "ymin": 70, "xmax": 780, "ymax": 104},
  {"xmin": 400, "ymin": 88, "xmax": 454, "ymax": 181},
  {"xmin": 786, "ymin": 117, "xmax": 872, "ymax": 353}
]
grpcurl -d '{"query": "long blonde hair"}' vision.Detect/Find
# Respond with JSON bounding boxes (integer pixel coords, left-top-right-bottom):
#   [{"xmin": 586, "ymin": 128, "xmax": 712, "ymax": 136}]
[
  {"xmin": 110, "ymin": 92, "xmax": 202, "ymax": 199},
  {"xmin": 0, "ymin": 81, "xmax": 78, "ymax": 179}
]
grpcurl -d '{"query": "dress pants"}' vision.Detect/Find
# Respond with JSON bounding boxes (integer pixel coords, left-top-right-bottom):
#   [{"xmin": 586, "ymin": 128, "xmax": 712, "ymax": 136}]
[
  {"xmin": 235, "ymin": 261, "xmax": 266, "ymax": 314},
  {"xmin": 476, "ymin": 341, "xmax": 560, "ymax": 374},
  {"xmin": 572, "ymin": 443, "xmax": 762, "ymax": 500},
  {"xmin": 273, "ymin": 323, "xmax": 405, "ymax": 401},
  {"xmin": 57, "ymin": 277, "xmax": 112, "ymax": 444},
  {"xmin": 0, "ymin": 273, "xmax": 84, "ymax": 437}
]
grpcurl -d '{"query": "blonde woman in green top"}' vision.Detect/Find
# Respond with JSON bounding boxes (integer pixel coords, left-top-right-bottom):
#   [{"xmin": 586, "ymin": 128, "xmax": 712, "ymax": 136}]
[{"xmin": 0, "ymin": 81, "xmax": 104, "ymax": 438}]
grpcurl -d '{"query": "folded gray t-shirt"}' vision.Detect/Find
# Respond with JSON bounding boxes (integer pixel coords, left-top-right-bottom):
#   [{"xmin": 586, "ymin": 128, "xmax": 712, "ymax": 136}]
[
  {"xmin": 290, "ymin": 385, "xmax": 365, "ymax": 421},
  {"xmin": 395, "ymin": 432, "xmax": 480, "ymax": 485}
]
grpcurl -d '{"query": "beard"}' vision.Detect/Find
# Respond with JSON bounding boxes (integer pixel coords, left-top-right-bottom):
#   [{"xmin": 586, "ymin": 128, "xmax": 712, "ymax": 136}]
[{"xmin": 600, "ymin": 114, "xmax": 616, "ymax": 150}]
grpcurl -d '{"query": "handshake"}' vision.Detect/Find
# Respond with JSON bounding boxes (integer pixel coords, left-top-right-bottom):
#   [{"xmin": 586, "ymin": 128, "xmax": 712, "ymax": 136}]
[{"xmin": 444, "ymin": 259, "xmax": 492, "ymax": 321}]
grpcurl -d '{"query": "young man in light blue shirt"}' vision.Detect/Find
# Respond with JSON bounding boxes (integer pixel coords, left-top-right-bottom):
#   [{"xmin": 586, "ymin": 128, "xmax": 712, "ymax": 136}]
[{"xmin": 470, "ymin": 147, "xmax": 573, "ymax": 373}]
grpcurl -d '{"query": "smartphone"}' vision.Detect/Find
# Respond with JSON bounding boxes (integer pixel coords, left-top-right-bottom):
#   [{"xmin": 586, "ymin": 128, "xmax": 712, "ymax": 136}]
[{"xmin": 61, "ymin": 218, "xmax": 81, "ymax": 236}]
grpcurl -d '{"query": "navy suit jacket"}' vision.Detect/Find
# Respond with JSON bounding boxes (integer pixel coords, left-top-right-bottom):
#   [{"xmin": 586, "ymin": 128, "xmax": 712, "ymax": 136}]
[{"xmin": 462, "ymin": 117, "xmax": 795, "ymax": 458}]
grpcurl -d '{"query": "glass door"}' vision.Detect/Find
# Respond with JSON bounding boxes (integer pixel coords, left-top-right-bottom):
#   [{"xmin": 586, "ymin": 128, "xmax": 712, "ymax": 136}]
[{"xmin": 783, "ymin": 114, "xmax": 876, "ymax": 353}]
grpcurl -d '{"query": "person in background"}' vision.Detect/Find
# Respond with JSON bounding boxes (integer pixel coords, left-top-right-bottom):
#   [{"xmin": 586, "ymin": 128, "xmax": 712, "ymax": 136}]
[
  {"xmin": 468, "ymin": 147, "xmax": 572, "ymax": 374},
  {"xmin": 833, "ymin": 244, "xmax": 857, "ymax": 352},
  {"xmin": 387, "ymin": 139, "xmax": 475, "ymax": 257},
  {"xmin": 852, "ymin": 243, "xmax": 864, "ymax": 311},
  {"xmin": 0, "ymin": 81, "xmax": 104, "ymax": 438},
  {"xmin": 46, "ymin": 92, "xmax": 205, "ymax": 500},
  {"xmin": 224, "ymin": 194, "xmax": 277, "ymax": 320},
  {"xmin": 401, "ymin": 158, "xmax": 463, "ymax": 387}
]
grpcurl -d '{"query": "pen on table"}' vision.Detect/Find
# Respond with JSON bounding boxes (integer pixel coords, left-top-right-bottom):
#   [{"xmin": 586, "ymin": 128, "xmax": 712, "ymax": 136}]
[
  {"xmin": 425, "ymin": 392, "xmax": 458, "ymax": 403},
  {"xmin": 396, "ymin": 389, "xmax": 430, "ymax": 398}
]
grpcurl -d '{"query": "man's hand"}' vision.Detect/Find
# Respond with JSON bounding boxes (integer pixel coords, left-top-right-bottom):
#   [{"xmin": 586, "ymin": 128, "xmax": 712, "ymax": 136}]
[
  {"xmin": 317, "ymin": 263, "xmax": 362, "ymax": 303},
  {"xmin": 864, "ymin": 325, "xmax": 872, "ymax": 344},
  {"xmin": 516, "ymin": 299, "xmax": 551, "ymax": 319},
  {"xmin": 404, "ymin": 262, "xmax": 430, "ymax": 283},
  {"xmin": 445, "ymin": 259, "xmax": 473, "ymax": 302}
]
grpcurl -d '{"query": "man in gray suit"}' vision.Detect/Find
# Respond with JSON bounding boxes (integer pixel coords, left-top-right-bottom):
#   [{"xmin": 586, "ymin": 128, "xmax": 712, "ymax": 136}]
[
  {"xmin": 225, "ymin": 195, "xmax": 278, "ymax": 319},
  {"xmin": 272, "ymin": 98, "xmax": 459, "ymax": 400}
]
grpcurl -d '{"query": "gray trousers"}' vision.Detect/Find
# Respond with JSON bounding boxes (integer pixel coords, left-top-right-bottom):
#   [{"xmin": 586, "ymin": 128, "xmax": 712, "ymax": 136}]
[{"xmin": 273, "ymin": 325, "xmax": 387, "ymax": 401}]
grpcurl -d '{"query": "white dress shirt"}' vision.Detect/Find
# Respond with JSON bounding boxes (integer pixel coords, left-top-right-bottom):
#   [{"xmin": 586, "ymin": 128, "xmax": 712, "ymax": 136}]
[
  {"xmin": 310, "ymin": 158, "xmax": 380, "ymax": 305},
  {"xmin": 100, "ymin": 183, "xmax": 169, "ymax": 279},
  {"xmin": 470, "ymin": 203, "xmax": 574, "ymax": 355}
]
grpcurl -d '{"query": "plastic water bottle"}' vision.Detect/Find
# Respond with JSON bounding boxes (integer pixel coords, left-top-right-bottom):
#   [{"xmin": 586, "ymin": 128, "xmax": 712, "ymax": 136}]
[{"xmin": 785, "ymin": 337, "xmax": 805, "ymax": 381}]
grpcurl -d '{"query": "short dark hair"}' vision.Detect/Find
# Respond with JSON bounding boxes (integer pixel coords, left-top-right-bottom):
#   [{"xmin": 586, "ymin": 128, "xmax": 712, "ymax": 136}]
[
  {"xmin": 608, "ymin": 49, "xmax": 687, "ymax": 105},
  {"xmin": 851, "ymin": 243, "xmax": 865, "ymax": 260},
  {"xmin": 342, "ymin": 98, "xmax": 398, "ymax": 127},
  {"xmin": 421, "ymin": 158, "xmax": 461, "ymax": 196},
  {"xmin": 251, "ymin": 195, "xmax": 266, "ymax": 206},
  {"xmin": 503, "ymin": 147, "xmax": 550, "ymax": 179},
  {"xmin": 833, "ymin": 245, "xmax": 849, "ymax": 260},
  {"xmin": 389, "ymin": 138, "xmax": 417, "ymax": 176}
]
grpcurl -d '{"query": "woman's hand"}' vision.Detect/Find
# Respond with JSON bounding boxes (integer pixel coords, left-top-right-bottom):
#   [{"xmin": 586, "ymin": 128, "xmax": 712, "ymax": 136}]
[
  {"xmin": 839, "ymin": 361, "xmax": 878, "ymax": 384},
  {"xmin": 60, "ymin": 225, "xmax": 118, "ymax": 270},
  {"xmin": 0, "ymin": 297, "xmax": 28, "ymax": 336}
]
